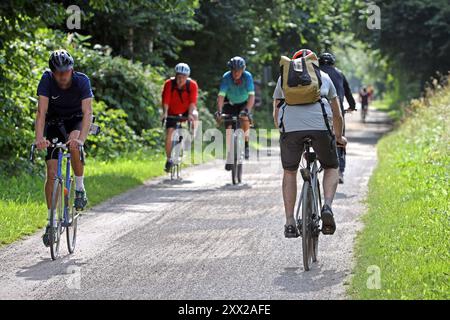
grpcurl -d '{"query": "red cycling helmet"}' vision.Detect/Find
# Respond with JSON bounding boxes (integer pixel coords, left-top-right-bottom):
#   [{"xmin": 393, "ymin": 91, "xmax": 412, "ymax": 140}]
[{"xmin": 292, "ymin": 49, "xmax": 314, "ymax": 59}]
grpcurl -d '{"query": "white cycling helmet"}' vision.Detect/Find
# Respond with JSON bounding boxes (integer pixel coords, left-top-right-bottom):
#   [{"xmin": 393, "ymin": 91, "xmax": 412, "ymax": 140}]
[{"xmin": 175, "ymin": 63, "xmax": 191, "ymax": 76}]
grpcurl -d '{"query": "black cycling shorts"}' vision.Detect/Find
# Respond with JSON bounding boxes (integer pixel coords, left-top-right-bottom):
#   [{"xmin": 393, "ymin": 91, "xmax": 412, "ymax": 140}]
[
  {"xmin": 222, "ymin": 101, "xmax": 247, "ymax": 127},
  {"xmin": 165, "ymin": 111, "xmax": 189, "ymax": 129},
  {"xmin": 45, "ymin": 117, "xmax": 82, "ymax": 161},
  {"xmin": 279, "ymin": 130, "xmax": 339, "ymax": 171}
]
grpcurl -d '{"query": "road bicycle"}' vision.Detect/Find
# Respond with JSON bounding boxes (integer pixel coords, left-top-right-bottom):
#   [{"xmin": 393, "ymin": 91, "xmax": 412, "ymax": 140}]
[
  {"xmin": 164, "ymin": 115, "xmax": 192, "ymax": 180},
  {"xmin": 295, "ymin": 138, "xmax": 323, "ymax": 271},
  {"xmin": 30, "ymin": 118, "xmax": 99, "ymax": 260},
  {"xmin": 221, "ymin": 113, "xmax": 248, "ymax": 185},
  {"xmin": 30, "ymin": 140, "xmax": 84, "ymax": 260}
]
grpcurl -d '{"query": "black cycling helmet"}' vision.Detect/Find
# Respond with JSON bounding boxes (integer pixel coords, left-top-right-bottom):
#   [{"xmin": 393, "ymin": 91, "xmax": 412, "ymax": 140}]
[
  {"xmin": 227, "ymin": 56, "xmax": 246, "ymax": 70},
  {"xmin": 318, "ymin": 52, "xmax": 336, "ymax": 66},
  {"xmin": 49, "ymin": 49, "xmax": 74, "ymax": 72}
]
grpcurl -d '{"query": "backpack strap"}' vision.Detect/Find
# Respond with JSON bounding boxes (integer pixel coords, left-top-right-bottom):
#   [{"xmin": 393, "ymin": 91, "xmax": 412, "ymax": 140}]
[
  {"xmin": 186, "ymin": 79, "xmax": 191, "ymax": 95},
  {"xmin": 278, "ymin": 102, "xmax": 287, "ymax": 133},
  {"xmin": 280, "ymin": 65, "xmax": 284, "ymax": 91},
  {"xmin": 171, "ymin": 78, "xmax": 191, "ymax": 103},
  {"xmin": 319, "ymin": 98, "xmax": 334, "ymax": 138}
]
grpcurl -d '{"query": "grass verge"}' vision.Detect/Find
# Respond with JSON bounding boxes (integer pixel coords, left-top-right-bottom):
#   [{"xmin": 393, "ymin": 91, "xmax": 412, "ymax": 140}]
[
  {"xmin": 0, "ymin": 152, "xmax": 167, "ymax": 245},
  {"xmin": 349, "ymin": 86, "xmax": 450, "ymax": 299}
]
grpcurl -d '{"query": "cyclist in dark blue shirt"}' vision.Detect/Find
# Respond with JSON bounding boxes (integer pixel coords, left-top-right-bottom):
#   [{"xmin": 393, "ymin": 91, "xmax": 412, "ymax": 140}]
[
  {"xmin": 35, "ymin": 49, "xmax": 93, "ymax": 247},
  {"xmin": 319, "ymin": 52, "xmax": 356, "ymax": 184}
]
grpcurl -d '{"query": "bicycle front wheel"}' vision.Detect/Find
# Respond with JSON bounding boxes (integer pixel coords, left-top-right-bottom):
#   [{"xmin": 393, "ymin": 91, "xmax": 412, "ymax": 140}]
[
  {"xmin": 231, "ymin": 135, "xmax": 238, "ymax": 185},
  {"xmin": 301, "ymin": 181, "xmax": 314, "ymax": 271},
  {"xmin": 237, "ymin": 164, "xmax": 243, "ymax": 184},
  {"xmin": 50, "ymin": 179, "xmax": 63, "ymax": 260},
  {"xmin": 66, "ymin": 178, "xmax": 78, "ymax": 254}
]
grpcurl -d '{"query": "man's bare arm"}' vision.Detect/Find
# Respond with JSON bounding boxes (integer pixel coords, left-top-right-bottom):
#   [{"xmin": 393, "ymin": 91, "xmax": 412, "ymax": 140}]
[
  {"xmin": 35, "ymin": 96, "xmax": 50, "ymax": 149},
  {"xmin": 78, "ymin": 98, "xmax": 93, "ymax": 144},
  {"xmin": 246, "ymin": 94, "xmax": 255, "ymax": 112},
  {"xmin": 330, "ymin": 97, "xmax": 347, "ymax": 145},
  {"xmin": 273, "ymin": 99, "xmax": 281, "ymax": 129},
  {"xmin": 217, "ymin": 95, "xmax": 225, "ymax": 113}
]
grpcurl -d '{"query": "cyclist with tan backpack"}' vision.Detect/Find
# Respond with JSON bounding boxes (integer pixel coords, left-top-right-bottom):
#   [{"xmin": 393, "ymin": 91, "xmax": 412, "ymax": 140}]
[{"xmin": 273, "ymin": 49, "xmax": 347, "ymax": 238}]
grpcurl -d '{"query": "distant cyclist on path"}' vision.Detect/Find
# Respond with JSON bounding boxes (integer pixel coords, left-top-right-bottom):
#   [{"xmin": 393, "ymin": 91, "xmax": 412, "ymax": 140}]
[
  {"xmin": 161, "ymin": 63, "xmax": 199, "ymax": 172},
  {"xmin": 359, "ymin": 86, "xmax": 370, "ymax": 119},
  {"xmin": 215, "ymin": 56, "xmax": 255, "ymax": 170}
]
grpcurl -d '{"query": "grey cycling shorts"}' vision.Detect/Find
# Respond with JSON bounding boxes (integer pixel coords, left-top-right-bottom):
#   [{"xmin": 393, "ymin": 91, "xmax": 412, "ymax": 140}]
[{"xmin": 279, "ymin": 130, "xmax": 339, "ymax": 171}]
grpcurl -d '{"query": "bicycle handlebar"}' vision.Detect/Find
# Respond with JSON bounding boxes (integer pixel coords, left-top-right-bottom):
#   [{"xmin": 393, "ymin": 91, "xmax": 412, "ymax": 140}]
[
  {"xmin": 29, "ymin": 142, "xmax": 85, "ymax": 164},
  {"xmin": 166, "ymin": 115, "xmax": 189, "ymax": 121},
  {"xmin": 220, "ymin": 113, "xmax": 252, "ymax": 121},
  {"xmin": 162, "ymin": 115, "xmax": 190, "ymax": 127}
]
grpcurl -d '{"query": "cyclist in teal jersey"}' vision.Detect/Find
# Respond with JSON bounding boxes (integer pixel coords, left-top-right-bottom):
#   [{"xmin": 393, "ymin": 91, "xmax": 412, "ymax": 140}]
[{"xmin": 215, "ymin": 56, "xmax": 255, "ymax": 170}]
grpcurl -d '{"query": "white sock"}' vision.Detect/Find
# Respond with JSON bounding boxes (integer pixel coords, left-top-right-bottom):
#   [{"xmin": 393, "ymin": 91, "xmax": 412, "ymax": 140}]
[{"xmin": 75, "ymin": 176, "xmax": 85, "ymax": 191}]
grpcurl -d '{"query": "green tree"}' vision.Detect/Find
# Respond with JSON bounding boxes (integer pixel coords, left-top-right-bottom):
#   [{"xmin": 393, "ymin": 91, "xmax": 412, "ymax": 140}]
[
  {"xmin": 60, "ymin": 0, "xmax": 201, "ymax": 65},
  {"xmin": 352, "ymin": 0, "xmax": 450, "ymax": 99}
]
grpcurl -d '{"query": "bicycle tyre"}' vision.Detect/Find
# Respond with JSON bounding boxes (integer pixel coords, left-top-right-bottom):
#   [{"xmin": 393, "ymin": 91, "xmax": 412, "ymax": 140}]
[
  {"xmin": 312, "ymin": 179, "xmax": 321, "ymax": 262},
  {"xmin": 66, "ymin": 178, "xmax": 78, "ymax": 254},
  {"xmin": 231, "ymin": 135, "xmax": 238, "ymax": 185},
  {"xmin": 237, "ymin": 164, "xmax": 243, "ymax": 184},
  {"xmin": 170, "ymin": 165, "xmax": 176, "ymax": 180},
  {"xmin": 301, "ymin": 181, "xmax": 314, "ymax": 271},
  {"xmin": 50, "ymin": 179, "xmax": 63, "ymax": 260}
]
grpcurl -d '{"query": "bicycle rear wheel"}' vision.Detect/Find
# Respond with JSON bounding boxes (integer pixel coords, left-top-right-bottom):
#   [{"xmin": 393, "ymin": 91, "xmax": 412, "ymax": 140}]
[
  {"xmin": 50, "ymin": 179, "xmax": 63, "ymax": 260},
  {"xmin": 311, "ymin": 179, "xmax": 321, "ymax": 262},
  {"xmin": 301, "ymin": 181, "xmax": 314, "ymax": 271},
  {"xmin": 66, "ymin": 178, "xmax": 78, "ymax": 254}
]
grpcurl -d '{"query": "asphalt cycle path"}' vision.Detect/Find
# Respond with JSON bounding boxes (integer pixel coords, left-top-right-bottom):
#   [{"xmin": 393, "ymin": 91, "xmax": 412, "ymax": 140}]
[{"xmin": 0, "ymin": 107, "xmax": 392, "ymax": 299}]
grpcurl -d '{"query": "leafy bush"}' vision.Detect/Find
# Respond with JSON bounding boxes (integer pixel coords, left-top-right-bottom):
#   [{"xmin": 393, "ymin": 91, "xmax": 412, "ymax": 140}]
[
  {"xmin": 73, "ymin": 42, "xmax": 165, "ymax": 133},
  {"xmin": 0, "ymin": 28, "xmax": 167, "ymax": 173}
]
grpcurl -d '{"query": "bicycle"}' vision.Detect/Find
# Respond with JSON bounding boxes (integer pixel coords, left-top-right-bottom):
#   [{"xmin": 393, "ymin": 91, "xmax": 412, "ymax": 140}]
[
  {"xmin": 30, "ymin": 140, "xmax": 84, "ymax": 260},
  {"xmin": 164, "ymin": 115, "xmax": 191, "ymax": 180},
  {"xmin": 221, "ymin": 113, "xmax": 248, "ymax": 185},
  {"xmin": 295, "ymin": 138, "xmax": 323, "ymax": 271}
]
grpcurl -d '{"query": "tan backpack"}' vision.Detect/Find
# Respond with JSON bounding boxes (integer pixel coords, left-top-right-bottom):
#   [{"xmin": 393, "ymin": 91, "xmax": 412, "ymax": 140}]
[{"xmin": 279, "ymin": 51, "xmax": 322, "ymax": 105}]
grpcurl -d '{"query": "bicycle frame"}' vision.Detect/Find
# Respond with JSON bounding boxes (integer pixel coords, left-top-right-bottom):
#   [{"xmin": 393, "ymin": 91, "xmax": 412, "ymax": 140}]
[
  {"xmin": 296, "ymin": 141, "xmax": 323, "ymax": 226},
  {"xmin": 56, "ymin": 147, "xmax": 73, "ymax": 227},
  {"xmin": 222, "ymin": 114, "xmax": 245, "ymax": 161},
  {"xmin": 164, "ymin": 115, "xmax": 191, "ymax": 179}
]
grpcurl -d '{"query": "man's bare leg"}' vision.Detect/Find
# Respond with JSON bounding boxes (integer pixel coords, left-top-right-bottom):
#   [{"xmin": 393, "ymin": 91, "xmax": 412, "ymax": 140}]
[
  {"xmin": 68, "ymin": 131, "xmax": 84, "ymax": 178},
  {"xmin": 225, "ymin": 124, "xmax": 233, "ymax": 164},
  {"xmin": 165, "ymin": 127, "xmax": 175, "ymax": 159},
  {"xmin": 322, "ymin": 168, "xmax": 339, "ymax": 207},
  {"xmin": 282, "ymin": 169, "xmax": 297, "ymax": 226},
  {"xmin": 240, "ymin": 116, "xmax": 250, "ymax": 142},
  {"xmin": 45, "ymin": 160, "xmax": 58, "ymax": 210}
]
